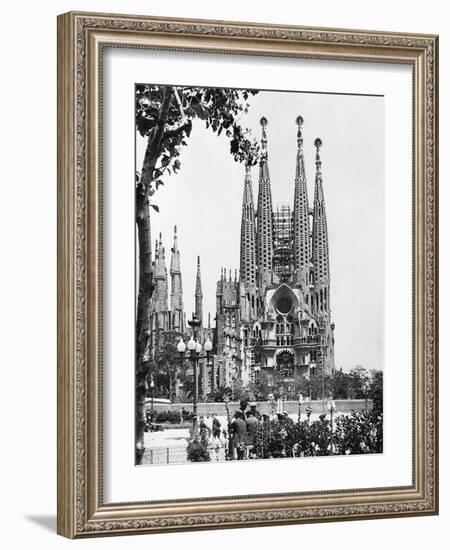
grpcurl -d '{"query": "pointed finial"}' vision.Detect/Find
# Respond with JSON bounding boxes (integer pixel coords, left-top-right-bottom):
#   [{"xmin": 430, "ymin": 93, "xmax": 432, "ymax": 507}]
[
  {"xmin": 229, "ymin": 269, "xmax": 232, "ymax": 282},
  {"xmin": 197, "ymin": 255, "xmax": 200, "ymax": 267},
  {"xmin": 296, "ymin": 115, "xmax": 304, "ymax": 136},
  {"xmin": 208, "ymin": 312, "xmax": 211, "ymax": 329},
  {"xmin": 314, "ymin": 137, "xmax": 323, "ymax": 154},
  {"xmin": 235, "ymin": 269, "xmax": 238, "ymax": 282},
  {"xmin": 260, "ymin": 116, "xmax": 268, "ymax": 158},
  {"xmin": 172, "ymin": 225, "xmax": 178, "ymax": 252},
  {"xmin": 314, "ymin": 138, "xmax": 323, "ymax": 169}
]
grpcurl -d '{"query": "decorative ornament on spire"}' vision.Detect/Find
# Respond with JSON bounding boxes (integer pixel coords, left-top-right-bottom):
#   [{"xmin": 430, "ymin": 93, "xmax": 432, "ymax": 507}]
[
  {"xmin": 296, "ymin": 115, "xmax": 304, "ymax": 142},
  {"xmin": 314, "ymin": 138, "xmax": 323, "ymax": 170},
  {"xmin": 172, "ymin": 224, "xmax": 178, "ymax": 250},
  {"xmin": 260, "ymin": 116, "xmax": 268, "ymax": 158}
]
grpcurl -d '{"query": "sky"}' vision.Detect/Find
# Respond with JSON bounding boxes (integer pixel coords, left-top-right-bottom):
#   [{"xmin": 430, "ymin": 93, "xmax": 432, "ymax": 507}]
[{"xmin": 136, "ymin": 88, "xmax": 385, "ymax": 372}]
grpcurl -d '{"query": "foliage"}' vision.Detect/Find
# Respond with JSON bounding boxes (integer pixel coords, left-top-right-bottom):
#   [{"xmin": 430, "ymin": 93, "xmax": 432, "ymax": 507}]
[
  {"xmin": 148, "ymin": 330, "xmax": 188, "ymax": 402},
  {"xmin": 136, "ymin": 84, "xmax": 260, "ymax": 199},
  {"xmin": 347, "ymin": 365, "xmax": 370, "ymax": 399},
  {"xmin": 186, "ymin": 429, "xmax": 211, "ymax": 463},
  {"xmin": 369, "ymin": 370, "xmax": 383, "ymax": 416},
  {"xmin": 252, "ymin": 367, "xmax": 382, "ymax": 404},
  {"xmin": 259, "ymin": 410, "xmax": 383, "ymax": 459},
  {"xmin": 207, "ymin": 385, "xmax": 233, "ymax": 403},
  {"xmin": 331, "ymin": 368, "xmax": 349, "ymax": 399},
  {"xmin": 153, "ymin": 409, "xmax": 194, "ymax": 423},
  {"xmin": 154, "ymin": 410, "xmax": 182, "ymax": 423}
]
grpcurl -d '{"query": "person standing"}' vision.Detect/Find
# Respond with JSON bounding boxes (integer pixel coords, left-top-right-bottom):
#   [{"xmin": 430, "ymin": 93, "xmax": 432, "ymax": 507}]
[
  {"xmin": 245, "ymin": 410, "xmax": 259, "ymax": 458},
  {"xmin": 231, "ymin": 411, "xmax": 247, "ymax": 460},
  {"xmin": 212, "ymin": 413, "xmax": 221, "ymax": 439},
  {"xmin": 248, "ymin": 401, "xmax": 261, "ymax": 420}
]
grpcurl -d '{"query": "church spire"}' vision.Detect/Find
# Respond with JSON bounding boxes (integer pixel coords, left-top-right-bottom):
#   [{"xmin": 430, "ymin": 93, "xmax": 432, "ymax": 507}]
[
  {"xmin": 293, "ymin": 116, "xmax": 310, "ymax": 285},
  {"xmin": 154, "ymin": 232, "xmax": 168, "ymax": 313},
  {"xmin": 170, "ymin": 225, "xmax": 184, "ymax": 331},
  {"xmin": 195, "ymin": 255, "xmax": 203, "ymax": 325},
  {"xmin": 312, "ymin": 138, "xmax": 330, "ymax": 313},
  {"xmin": 240, "ymin": 163, "xmax": 257, "ymax": 286},
  {"xmin": 256, "ymin": 116, "xmax": 274, "ymax": 285}
]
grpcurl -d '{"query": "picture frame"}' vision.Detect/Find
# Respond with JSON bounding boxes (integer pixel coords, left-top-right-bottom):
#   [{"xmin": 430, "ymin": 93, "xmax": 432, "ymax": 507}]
[{"xmin": 57, "ymin": 11, "xmax": 439, "ymax": 538}]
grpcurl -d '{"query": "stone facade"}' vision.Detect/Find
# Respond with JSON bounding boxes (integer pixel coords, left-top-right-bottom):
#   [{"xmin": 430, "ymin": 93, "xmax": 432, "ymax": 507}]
[{"xmin": 214, "ymin": 116, "xmax": 335, "ymax": 393}]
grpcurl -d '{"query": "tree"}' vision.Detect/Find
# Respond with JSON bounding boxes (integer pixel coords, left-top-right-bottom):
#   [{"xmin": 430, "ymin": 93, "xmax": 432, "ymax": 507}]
[
  {"xmin": 331, "ymin": 368, "xmax": 349, "ymax": 399},
  {"xmin": 208, "ymin": 385, "xmax": 232, "ymax": 403},
  {"xmin": 347, "ymin": 366, "xmax": 370, "ymax": 399},
  {"xmin": 150, "ymin": 330, "xmax": 186, "ymax": 402},
  {"xmin": 135, "ymin": 85, "xmax": 260, "ymax": 463},
  {"xmin": 309, "ymin": 372, "xmax": 332, "ymax": 401},
  {"xmin": 369, "ymin": 369, "xmax": 383, "ymax": 416}
]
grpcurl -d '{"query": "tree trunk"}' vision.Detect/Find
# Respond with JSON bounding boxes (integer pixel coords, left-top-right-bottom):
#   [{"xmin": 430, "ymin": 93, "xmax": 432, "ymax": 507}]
[
  {"xmin": 135, "ymin": 189, "xmax": 152, "ymax": 464},
  {"xmin": 135, "ymin": 87, "xmax": 174, "ymax": 464}
]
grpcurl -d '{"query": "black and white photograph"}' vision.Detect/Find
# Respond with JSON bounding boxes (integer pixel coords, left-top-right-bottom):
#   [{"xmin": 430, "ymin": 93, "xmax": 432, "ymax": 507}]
[{"xmin": 135, "ymin": 84, "xmax": 384, "ymax": 466}]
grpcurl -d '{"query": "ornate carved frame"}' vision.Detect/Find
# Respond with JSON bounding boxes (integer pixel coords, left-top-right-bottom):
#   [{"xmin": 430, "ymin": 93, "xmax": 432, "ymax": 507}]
[{"xmin": 57, "ymin": 11, "xmax": 439, "ymax": 538}]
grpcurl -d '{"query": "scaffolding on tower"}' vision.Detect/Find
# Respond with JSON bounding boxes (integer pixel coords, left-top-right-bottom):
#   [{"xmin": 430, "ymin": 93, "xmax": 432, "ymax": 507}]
[{"xmin": 272, "ymin": 205, "xmax": 294, "ymax": 282}]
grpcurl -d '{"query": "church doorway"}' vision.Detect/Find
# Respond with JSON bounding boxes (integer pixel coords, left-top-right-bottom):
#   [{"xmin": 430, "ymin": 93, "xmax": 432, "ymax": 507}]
[{"xmin": 276, "ymin": 350, "xmax": 294, "ymax": 378}]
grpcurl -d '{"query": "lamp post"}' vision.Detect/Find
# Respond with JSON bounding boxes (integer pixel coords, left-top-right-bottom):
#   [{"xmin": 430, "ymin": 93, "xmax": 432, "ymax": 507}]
[
  {"xmin": 177, "ymin": 314, "xmax": 203, "ymax": 433},
  {"xmin": 204, "ymin": 336, "xmax": 213, "ymax": 397},
  {"xmin": 150, "ymin": 374, "xmax": 155, "ymax": 430}
]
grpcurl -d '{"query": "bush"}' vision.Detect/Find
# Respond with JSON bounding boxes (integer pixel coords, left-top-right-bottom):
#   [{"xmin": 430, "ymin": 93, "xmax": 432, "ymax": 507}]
[
  {"xmin": 186, "ymin": 432, "xmax": 211, "ymax": 462},
  {"xmin": 254, "ymin": 410, "xmax": 383, "ymax": 459},
  {"xmin": 154, "ymin": 410, "xmax": 182, "ymax": 424}
]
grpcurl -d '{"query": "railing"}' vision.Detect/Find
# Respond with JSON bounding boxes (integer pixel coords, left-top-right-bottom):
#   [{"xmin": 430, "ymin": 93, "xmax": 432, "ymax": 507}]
[
  {"xmin": 142, "ymin": 446, "xmax": 188, "ymax": 465},
  {"xmin": 142, "ymin": 442, "xmax": 227, "ymax": 465},
  {"xmin": 253, "ymin": 336, "xmax": 321, "ymax": 348},
  {"xmin": 294, "ymin": 336, "xmax": 321, "ymax": 345}
]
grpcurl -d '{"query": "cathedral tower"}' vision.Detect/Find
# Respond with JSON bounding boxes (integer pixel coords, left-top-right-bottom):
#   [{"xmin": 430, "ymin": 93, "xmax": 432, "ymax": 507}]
[
  {"xmin": 312, "ymin": 138, "xmax": 330, "ymax": 314},
  {"xmin": 256, "ymin": 116, "xmax": 274, "ymax": 285},
  {"xmin": 292, "ymin": 115, "xmax": 311, "ymax": 286},
  {"xmin": 154, "ymin": 233, "xmax": 168, "ymax": 313},
  {"xmin": 195, "ymin": 256, "xmax": 203, "ymax": 325},
  {"xmin": 170, "ymin": 225, "xmax": 184, "ymax": 332},
  {"xmin": 240, "ymin": 163, "xmax": 257, "ymax": 286}
]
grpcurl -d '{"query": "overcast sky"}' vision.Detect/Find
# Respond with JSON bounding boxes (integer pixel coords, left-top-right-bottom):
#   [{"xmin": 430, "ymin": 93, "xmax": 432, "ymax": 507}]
[{"xmin": 136, "ymin": 88, "xmax": 384, "ymax": 372}]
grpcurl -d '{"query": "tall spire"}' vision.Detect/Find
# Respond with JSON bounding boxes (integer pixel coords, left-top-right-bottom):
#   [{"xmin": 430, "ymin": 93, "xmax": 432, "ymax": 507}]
[
  {"xmin": 154, "ymin": 233, "xmax": 168, "ymax": 313},
  {"xmin": 256, "ymin": 116, "xmax": 274, "ymax": 284},
  {"xmin": 293, "ymin": 116, "xmax": 311, "ymax": 285},
  {"xmin": 170, "ymin": 225, "xmax": 184, "ymax": 331},
  {"xmin": 312, "ymin": 138, "xmax": 330, "ymax": 313},
  {"xmin": 195, "ymin": 255, "xmax": 203, "ymax": 325},
  {"xmin": 240, "ymin": 163, "xmax": 257, "ymax": 286}
]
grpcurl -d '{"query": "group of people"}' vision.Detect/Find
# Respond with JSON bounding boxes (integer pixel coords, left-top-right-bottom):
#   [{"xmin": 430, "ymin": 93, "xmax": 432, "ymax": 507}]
[{"xmin": 195, "ymin": 401, "xmax": 295, "ymax": 460}]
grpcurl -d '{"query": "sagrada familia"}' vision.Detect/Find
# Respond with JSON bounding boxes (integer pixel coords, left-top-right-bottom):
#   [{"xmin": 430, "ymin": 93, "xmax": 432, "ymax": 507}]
[{"xmin": 149, "ymin": 115, "xmax": 335, "ymax": 397}]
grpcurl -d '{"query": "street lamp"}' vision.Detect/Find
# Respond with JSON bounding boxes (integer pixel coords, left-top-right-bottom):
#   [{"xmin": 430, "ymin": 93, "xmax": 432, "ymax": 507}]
[
  {"xmin": 177, "ymin": 314, "xmax": 202, "ymax": 433},
  {"xmin": 149, "ymin": 374, "xmax": 155, "ymax": 430},
  {"xmin": 204, "ymin": 336, "xmax": 213, "ymax": 395}
]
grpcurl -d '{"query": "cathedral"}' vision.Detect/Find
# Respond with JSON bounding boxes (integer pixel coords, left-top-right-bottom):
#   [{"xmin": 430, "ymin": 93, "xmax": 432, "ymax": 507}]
[
  {"xmin": 214, "ymin": 115, "xmax": 335, "ymax": 391},
  {"xmin": 149, "ymin": 115, "xmax": 335, "ymax": 397}
]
